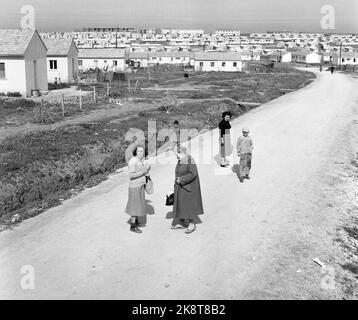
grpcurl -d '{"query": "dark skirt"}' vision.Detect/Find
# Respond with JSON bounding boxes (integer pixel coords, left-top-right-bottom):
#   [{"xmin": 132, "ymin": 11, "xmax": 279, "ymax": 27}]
[{"xmin": 220, "ymin": 135, "xmax": 231, "ymax": 157}]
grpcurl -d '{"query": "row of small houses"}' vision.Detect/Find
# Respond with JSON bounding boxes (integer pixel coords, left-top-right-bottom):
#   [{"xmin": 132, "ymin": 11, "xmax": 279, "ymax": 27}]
[
  {"xmin": 1, "ymin": 29, "xmax": 358, "ymax": 97},
  {"xmin": 0, "ymin": 29, "xmax": 78, "ymax": 97}
]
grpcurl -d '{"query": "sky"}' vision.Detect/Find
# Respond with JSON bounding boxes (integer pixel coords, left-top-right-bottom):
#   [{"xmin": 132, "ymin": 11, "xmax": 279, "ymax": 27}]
[{"xmin": 0, "ymin": 0, "xmax": 357, "ymax": 33}]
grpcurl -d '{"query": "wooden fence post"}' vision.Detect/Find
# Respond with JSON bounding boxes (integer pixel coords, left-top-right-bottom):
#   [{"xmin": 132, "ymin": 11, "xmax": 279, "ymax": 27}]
[
  {"xmin": 93, "ymin": 86, "xmax": 96, "ymax": 103},
  {"xmin": 40, "ymin": 99, "xmax": 44, "ymax": 124},
  {"xmin": 134, "ymin": 80, "xmax": 138, "ymax": 91},
  {"xmin": 79, "ymin": 89, "xmax": 82, "ymax": 110},
  {"xmin": 61, "ymin": 94, "xmax": 65, "ymax": 117}
]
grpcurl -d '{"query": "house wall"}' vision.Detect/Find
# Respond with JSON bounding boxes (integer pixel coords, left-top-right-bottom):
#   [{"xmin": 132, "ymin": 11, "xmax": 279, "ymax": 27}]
[
  {"xmin": 194, "ymin": 60, "xmax": 242, "ymax": 72},
  {"xmin": 129, "ymin": 58, "xmax": 148, "ymax": 67},
  {"xmin": 67, "ymin": 42, "xmax": 79, "ymax": 82},
  {"xmin": 47, "ymin": 57, "xmax": 68, "ymax": 83},
  {"xmin": 148, "ymin": 56, "xmax": 190, "ymax": 64},
  {"xmin": 281, "ymin": 53, "xmax": 292, "ymax": 63},
  {"xmin": 340, "ymin": 56, "xmax": 358, "ymax": 65},
  {"xmin": 24, "ymin": 31, "xmax": 48, "ymax": 95},
  {"xmin": 78, "ymin": 58, "xmax": 125, "ymax": 71},
  {"xmin": 0, "ymin": 58, "xmax": 27, "ymax": 96},
  {"xmin": 306, "ymin": 53, "xmax": 321, "ymax": 64}
]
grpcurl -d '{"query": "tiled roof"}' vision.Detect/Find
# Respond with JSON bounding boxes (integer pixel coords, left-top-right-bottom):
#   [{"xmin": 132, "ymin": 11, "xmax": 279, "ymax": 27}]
[
  {"xmin": 128, "ymin": 52, "xmax": 149, "ymax": 59},
  {"xmin": 0, "ymin": 29, "xmax": 35, "ymax": 56},
  {"xmin": 194, "ymin": 52, "xmax": 242, "ymax": 61},
  {"xmin": 43, "ymin": 38, "xmax": 75, "ymax": 56},
  {"xmin": 78, "ymin": 48, "xmax": 125, "ymax": 59}
]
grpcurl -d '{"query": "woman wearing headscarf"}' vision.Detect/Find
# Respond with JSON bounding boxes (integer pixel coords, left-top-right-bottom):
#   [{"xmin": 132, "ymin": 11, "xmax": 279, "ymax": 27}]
[
  {"xmin": 218, "ymin": 111, "xmax": 232, "ymax": 167},
  {"xmin": 171, "ymin": 146, "xmax": 204, "ymax": 234},
  {"xmin": 125, "ymin": 145, "xmax": 151, "ymax": 233}
]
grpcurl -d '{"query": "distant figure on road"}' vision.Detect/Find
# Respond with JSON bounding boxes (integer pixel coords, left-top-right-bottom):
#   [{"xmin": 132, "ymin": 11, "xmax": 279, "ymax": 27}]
[
  {"xmin": 219, "ymin": 111, "xmax": 232, "ymax": 167},
  {"xmin": 125, "ymin": 145, "xmax": 151, "ymax": 233},
  {"xmin": 319, "ymin": 64, "xmax": 323, "ymax": 72},
  {"xmin": 172, "ymin": 120, "xmax": 180, "ymax": 150},
  {"xmin": 171, "ymin": 146, "xmax": 204, "ymax": 234},
  {"xmin": 330, "ymin": 65, "xmax": 335, "ymax": 74},
  {"xmin": 236, "ymin": 128, "xmax": 254, "ymax": 183}
]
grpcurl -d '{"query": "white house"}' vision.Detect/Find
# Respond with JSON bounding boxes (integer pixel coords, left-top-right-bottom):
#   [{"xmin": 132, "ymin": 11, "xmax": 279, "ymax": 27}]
[
  {"xmin": 291, "ymin": 51, "xmax": 322, "ymax": 64},
  {"xmin": 193, "ymin": 52, "xmax": 243, "ymax": 72},
  {"xmin": 78, "ymin": 48, "xmax": 125, "ymax": 71},
  {"xmin": 43, "ymin": 38, "xmax": 78, "ymax": 83},
  {"xmin": 0, "ymin": 29, "xmax": 48, "ymax": 97},
  {"xmin": 148, "ymin": 51, "xmax": 191, "ymax": 65},
  {"xmin": 333, "ymin": 52, "xmax": 358, "ymax": 65}
]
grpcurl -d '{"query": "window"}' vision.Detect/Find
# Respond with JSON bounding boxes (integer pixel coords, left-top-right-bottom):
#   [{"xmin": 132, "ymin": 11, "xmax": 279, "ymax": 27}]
[
  {"xmin": 233, "ymin": 62, "xmax": 237, "ymax": 67},
  {"xmin": 113, "ymin": 60, "xmax": 118, "ymax": 66},
  {"xmin": 199, "ymin": 62, "xmax": 203, "ymax": 67},
  {"xmin": 78, "ymin": 60, "xmax": 83, "ymax": 66},
  {"xmin": 176, "ymin": 57, "xmax": 181, "ymax": 60},
  {"xmin": 354, "ymin": 58, "xmax": 356, "ymax": 63},
  {"xmin": 49, "ymin": 60, "xmax": 58, "ymax": 70},
  {"xmin": 94, "ymin": 60, "xmax": 98, "ymax": 67},
  {"xmin": 342, "ymin": 58, "xmax": 345, "ymax": 63},
  {"xmin": 210, "ymin": 62, "xmax": 215, "ymax": 67},
  {"xmin": 0, "ymin": 63, "xmax": 5, "ymax": 78},
  {"xmin": 222, "ymin": 62, "xmax": 226, "ymax": 67}
]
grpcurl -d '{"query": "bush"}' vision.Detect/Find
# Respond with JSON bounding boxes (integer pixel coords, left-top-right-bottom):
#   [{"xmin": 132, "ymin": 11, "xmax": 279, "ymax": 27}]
[{"xmin": 6, "ymin": 92, "xmax": 22, "ymax": 97}]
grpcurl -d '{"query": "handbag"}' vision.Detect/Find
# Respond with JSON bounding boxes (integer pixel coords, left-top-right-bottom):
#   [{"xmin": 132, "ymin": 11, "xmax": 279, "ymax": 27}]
[
  {"xmin": 144, "ymin": 176, "xmax": 154, "ymax": 194},
  {"xmin": 165, "ymin": 192, "xmax": 174, "ymax": 206}
]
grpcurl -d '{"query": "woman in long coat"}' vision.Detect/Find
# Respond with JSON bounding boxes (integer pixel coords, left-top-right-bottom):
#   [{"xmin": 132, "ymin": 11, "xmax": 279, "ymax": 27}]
[
  {"xmin": 172, "ymin": 146, "xmax": 204, "ymax": 234},
  {"xmin": 125, "ymin": 145, "xmax": 151, "ymax": 233}
]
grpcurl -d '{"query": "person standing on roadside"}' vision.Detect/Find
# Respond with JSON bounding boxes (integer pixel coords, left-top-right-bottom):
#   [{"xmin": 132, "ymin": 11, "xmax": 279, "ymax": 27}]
[
  {"xmin": 218, "ymin": 111, "xmax": 232, "ymax": 167},
  {"xmin": 236, "ymin": 128, "xmax": 254, "ymax": 183},
  {"xmin": 125, "ymin": 145, "xmax": 151, "ymax": 233},
  {"xmin": 171, "ymin": 146, "xmax": 204, "ymax": 234}
]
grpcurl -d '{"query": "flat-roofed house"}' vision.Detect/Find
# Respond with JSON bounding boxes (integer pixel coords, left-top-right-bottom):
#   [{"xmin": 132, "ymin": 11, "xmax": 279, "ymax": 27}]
[
  {"xmin": 43, "ymin": 38, "xmax": 78, "ymax": 83},
  {"xmin": 0, "ymin": 29, "xmax": 48, "ymax": 97},
  {"xmin": 78, "ymin": 48, "xmax": 125, "ymax": 71},
  {"xmin": 148, "ymin": 51, "xmax": 191, "ymax": 65},
  {"xmin": 333, "ymin": 51, "xmax": 358, "ymax": 65},
  {"xmin": 291, "ymin": 51, "xmax": 322, "ymax": 64},
  {"xmin": 194, "ymin": 52, "xmax": 243, "ymax": 72}
]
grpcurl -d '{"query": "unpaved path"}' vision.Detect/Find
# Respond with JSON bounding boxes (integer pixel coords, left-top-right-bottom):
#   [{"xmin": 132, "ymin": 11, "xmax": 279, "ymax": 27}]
[{"xmin": 0, "ymin": 69, "xmax": 357, "ymax": 299}]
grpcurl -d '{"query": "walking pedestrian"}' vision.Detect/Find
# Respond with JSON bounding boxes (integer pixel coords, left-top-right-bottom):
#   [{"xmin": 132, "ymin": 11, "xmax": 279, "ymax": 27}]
[
  {"xmin": 171, "ymin": 146, "xmax": 204, "ymax": 234},
  {"xmin": 219, "ymin": 111, "xmax": 232, "ymax": 167},
  {"xmin": 236, "ymin": 128, "xmax": 254, "ymax": 183},
  {"xmin": 171, "ymin": 120, "xmax": 181, "ymax": 151},
  {"xmin": 125, "ymin": 145, "xmax": 151, "ymax": 233}
]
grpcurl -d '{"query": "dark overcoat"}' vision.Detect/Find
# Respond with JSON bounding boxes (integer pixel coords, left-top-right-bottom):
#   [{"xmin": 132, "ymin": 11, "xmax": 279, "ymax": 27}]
[{"xmin": 173, "ymin": 155, "xmax": 204, "ymax": 219}]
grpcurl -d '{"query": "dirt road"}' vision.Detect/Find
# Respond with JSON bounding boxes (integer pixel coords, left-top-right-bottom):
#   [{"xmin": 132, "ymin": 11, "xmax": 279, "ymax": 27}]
[{"xmin": 1, "ymin": 69, "xmax": 357, "ymax": 299}]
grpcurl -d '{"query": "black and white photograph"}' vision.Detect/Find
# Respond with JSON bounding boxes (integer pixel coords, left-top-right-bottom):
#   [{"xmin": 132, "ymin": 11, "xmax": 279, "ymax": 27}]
[{"xmin": 0, "ymin": 0, "xmax": 357, "ymax": 304}]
